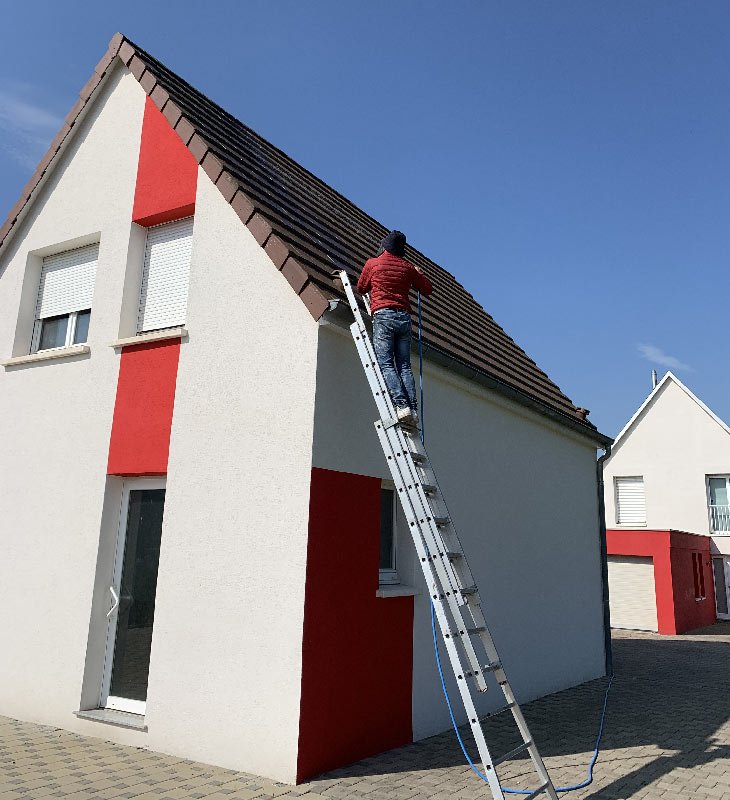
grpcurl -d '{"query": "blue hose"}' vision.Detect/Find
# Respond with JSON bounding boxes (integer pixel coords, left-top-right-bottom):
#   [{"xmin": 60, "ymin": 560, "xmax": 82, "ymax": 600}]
[{"xmin": 416, "ymin": 292, "xmax": 613, "ymax": 794}]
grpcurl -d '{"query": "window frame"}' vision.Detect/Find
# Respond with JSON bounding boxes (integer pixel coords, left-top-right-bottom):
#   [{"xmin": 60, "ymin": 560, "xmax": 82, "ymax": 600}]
[
  {"xmin": 706, "ymin": 475, "xmax": 730, "ymax": 534},
  {"xmin": 31, "ymin": 308, "xmax": 91, "ymax": 353},
  {"xmin": 614, "ymin": 475, "xmax": 646, "ymax": 526},
  {"xmin": 137, "ymin": 217, "xmax": 194, "ymax": 335},
  {"xmin": 379, "ymin": 481, "xmax": 399, "ymax": 586}
]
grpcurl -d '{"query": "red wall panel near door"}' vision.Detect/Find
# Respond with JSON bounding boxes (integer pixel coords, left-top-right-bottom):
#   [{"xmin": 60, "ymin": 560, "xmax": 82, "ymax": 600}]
[
  {"xmin": 107, "ymin": 340, "xmax": 181, "ymax": 476},
  {"xmin": 297, "ymin": 468, "xmax": 414, "ymax": 782},
  {"xmin": 668, "ymin": 531, "xmax": 716, "ymax": 633},
  {"xmin": 132, "ymin": 96, "xmax": 198, "ymax": 227}
]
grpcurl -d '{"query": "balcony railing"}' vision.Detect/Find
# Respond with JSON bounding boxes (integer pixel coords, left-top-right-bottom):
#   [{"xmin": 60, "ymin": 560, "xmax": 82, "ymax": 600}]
[{"xmin": 709, "ymin": 505, "xmax": 730, "ymax": 533}]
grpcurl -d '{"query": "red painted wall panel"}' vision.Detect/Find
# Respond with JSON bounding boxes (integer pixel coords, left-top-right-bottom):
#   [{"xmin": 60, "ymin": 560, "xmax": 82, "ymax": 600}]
[
  {"xmin": 668, "ymin": 531, "xmax": 716, "ymax": 633},
  {"xmin": 297, "ymin": 468, "xmax": 414, "ymax": 782},
  {"xmin": 607, "ymin": 529, "xmax": 715, "ymax": 634},
  {"xmin": 132, "ymin": 96, "xmax": 198, "ymax": 227},
  {"xmin": 107, "ymin": 340, "xmax": 181, "ymax": 476}
]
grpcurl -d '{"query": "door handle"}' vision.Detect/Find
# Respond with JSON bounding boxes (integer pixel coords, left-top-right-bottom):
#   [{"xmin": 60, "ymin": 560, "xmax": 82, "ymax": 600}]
[{"xmin": 107, "ymin": 586, "xmax": 119, "ymax": 618}]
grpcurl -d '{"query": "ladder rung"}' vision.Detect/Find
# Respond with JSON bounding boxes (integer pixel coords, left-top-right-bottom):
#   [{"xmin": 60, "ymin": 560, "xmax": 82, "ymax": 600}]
[
  {"xmin": 483, "ymin": 661, "xmax": 502, "ymax": 672},
  {"xmin": 480, "ymin": 701, "xmax": 516, "ymax": 721},
  {"xmin": 409, "ymin": 451, "xmax": 428, "ymax": 464},
  {"xmin": 445, "ymin": 550, "xmax": 463, "ymax": 560},
  {"xmin": 467, "ymin": 626, "xmax": 486, "ymax": 636},
  {"xmin": 460, "ymin": 585, "xmax": 478, "ymax": 596},
  {"xmin": 421, "ymin": 483, "xmax": 438, "ymax": 495},
  {"xmin": 523, "ymin": 782, "xmax": 550, "ymax": 800},
  {"xmin": 434, "ymin": 516, "xmax": 450, "ymax": 527},
  {"xmin": 493, "ymin": 740, "xmax": 532, "ymax": 767}
]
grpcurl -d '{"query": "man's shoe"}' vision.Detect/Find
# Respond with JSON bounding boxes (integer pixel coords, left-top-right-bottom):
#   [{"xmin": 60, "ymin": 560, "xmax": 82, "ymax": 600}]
[{"xmin": 397, "ymin": 406, "xmax": 418, "ymax": 427}]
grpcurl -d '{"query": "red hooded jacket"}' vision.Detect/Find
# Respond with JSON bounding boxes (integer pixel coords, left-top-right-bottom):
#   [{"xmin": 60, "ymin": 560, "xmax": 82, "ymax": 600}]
[{"xmin": 356, "ymin": 251, "xmax": 433, "ymax": 314}]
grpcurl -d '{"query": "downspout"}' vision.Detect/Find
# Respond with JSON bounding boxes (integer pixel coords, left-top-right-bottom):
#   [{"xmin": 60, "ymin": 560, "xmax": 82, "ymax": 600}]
[{"xmin": 597, "ymin": 445, "xmax": 613, "ymax": 676}]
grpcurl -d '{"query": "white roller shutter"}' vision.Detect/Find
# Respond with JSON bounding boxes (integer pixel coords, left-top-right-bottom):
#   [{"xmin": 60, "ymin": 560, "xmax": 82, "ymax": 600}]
[
  {"xmin": 36, "ymin": 244, "xmax": 98, "ymax": 319},
  {"xmin": 138, "ymin": 218, "xmax": 193, "ymax": 333},
  {"xmin": 607, "ymin": 555, "xmax": 658, "ymax": 632},
  {"xmin": 615, "ymin": 477, "xmax": 646, "ymax": 525}
]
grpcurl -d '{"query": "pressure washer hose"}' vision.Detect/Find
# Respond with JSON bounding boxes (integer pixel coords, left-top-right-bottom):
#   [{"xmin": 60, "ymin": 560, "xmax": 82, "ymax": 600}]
[{"xmin": 415, "ymin": 291, "xmax": 614, "ymax": 795}]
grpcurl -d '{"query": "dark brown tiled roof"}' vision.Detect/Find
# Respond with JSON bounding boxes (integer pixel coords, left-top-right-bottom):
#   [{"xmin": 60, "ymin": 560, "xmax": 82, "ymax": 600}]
[{"xmin": 0, "ymin": 33, "xmax": 609, "ymax": 445}]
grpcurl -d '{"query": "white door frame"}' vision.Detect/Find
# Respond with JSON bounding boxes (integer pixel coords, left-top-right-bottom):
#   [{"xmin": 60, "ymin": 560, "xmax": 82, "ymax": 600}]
[
  {"xmin": 715, "ymin": 557, "xmax": 730, "ymax": 621},
  {"xmin": 100, "ymin": 477, "xmax": 166, "ymax": 715}
]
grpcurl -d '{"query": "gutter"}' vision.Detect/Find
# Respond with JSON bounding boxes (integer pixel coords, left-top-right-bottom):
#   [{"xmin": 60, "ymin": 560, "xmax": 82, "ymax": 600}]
[
  {"xmin": 325, "ymin": 299, "xmax": 613, "ymax": 449},
  {"xmin": 596, "ymin": 445, "xmax": 613, "ymax": 676}
]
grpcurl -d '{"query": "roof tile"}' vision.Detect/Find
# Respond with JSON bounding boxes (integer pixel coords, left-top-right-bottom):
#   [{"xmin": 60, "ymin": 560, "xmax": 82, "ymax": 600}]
[
  {"xmin": 150, "ymin": 84, "xmax": 170, "ymax": 111},
  {"xmin": 247, "ymin": 213, "xmax": 272, "ymax": 246},
  {"xmin": 215, "ymin": 171, "xmax": 238, "ymax": 203},
  {"xmin": 201, "ymin": 152, "xmax": 223, "ymax": 183},
  {"xmin": 231, "ymin": 191, "xmax": 255, "ymax": 224},
  {"xmin": 188, "ymin": 133, "xmax": 209, "ymax": 163},
  {"xmin": 299, "ymin": 282, "xmax": 331, "ymax": 320},
  {"xmin": 265, "ymin": 235, "xmax": 289, "ymax": 269}
]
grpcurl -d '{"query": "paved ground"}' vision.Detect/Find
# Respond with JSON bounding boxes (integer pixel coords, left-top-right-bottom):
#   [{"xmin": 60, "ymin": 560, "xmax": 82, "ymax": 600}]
[{"xmin": 2, "ymin": 626, "xmax": 730, "ymax": 799}]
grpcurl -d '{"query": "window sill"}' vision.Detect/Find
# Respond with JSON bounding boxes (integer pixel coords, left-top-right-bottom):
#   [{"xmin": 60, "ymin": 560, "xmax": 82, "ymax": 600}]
[
  {"xmin": 2, "ymin": 344, "xmax": 90, "ymax": 368},
  {"xmin": 376, "ymin": 584, "xmax": 418, "ymax": 598},
  {"xmin": 109, "ymin": 327, "xmax": 188, "ymax": 349},
  {"xmin": 74, "ymin": 708, "xmax": 147, "ymax": 732}
]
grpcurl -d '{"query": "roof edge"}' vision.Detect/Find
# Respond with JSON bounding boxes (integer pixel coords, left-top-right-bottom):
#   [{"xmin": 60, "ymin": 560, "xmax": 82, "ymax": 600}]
[
  {"xmin": 324, "ymin": 300, "xmax": 612, "ymax": 447},
  {"xmin": 0, "ymin": 32, "xmax": 331, "ymax": 321},
  {"xmin": 611, "ymin": 370, "xmax": 730, "ymax": 451}
]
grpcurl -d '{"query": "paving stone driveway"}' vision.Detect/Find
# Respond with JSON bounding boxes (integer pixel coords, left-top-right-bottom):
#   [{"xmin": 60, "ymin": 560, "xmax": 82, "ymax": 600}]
[{"xmin": 2, "ymin": 627, "xmax": 730, "ymax": 800}]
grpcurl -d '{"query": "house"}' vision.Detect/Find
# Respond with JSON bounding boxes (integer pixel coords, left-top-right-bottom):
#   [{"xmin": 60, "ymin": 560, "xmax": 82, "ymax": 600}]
[
  {"xmin": 0, "ymin": 33, "xmax": 611, "ymax": 784},
  {"xmin": 603, "ymin": 371, "xmax": 729, "ymax": 633}
]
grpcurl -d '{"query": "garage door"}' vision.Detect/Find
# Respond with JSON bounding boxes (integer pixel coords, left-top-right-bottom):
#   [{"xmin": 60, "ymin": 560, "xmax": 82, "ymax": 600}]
[{"xmin": 607, "ymin": 556, "xmax": 658, "ymax": 632}]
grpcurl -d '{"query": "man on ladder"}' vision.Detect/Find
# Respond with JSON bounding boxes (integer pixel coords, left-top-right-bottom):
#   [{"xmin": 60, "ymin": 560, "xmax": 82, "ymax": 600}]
[{"xmin": 357, "ymin": 230, "xmax": 433, "ymax": 427}]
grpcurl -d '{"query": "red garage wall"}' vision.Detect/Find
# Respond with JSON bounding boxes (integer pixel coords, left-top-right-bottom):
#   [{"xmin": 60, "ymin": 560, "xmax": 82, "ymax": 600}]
[
  {"xmin": 607, "ymin": 529, "xmax": 715, "ymax": 634},
  {"xmin": 668, "ymin": 531, "xmax": 716, "ymax": 633},
  {"xmin": 297, "ymin": 468, "xmax": 414, "ymax": 781}
]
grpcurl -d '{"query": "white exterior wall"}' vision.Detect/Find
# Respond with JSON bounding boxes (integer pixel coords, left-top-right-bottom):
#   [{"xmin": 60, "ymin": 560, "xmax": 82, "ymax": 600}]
[
  {"xmin": 312, "ymin": 322, "xmax": 606, "ymax": 739},
  {"xmin": 0, "ymin": 68, "xmax": 319, "ymax": 782},
  {"xmin": 0, "ymin": 66, "xmax": 146, "ymax": 736},
  {"xmin": 604, "ymin": 377, "xmax": 730, "ymax": 556},
  {"xmin": 140, "ymin": 174, "xmax": 318, "ymax": 781}
]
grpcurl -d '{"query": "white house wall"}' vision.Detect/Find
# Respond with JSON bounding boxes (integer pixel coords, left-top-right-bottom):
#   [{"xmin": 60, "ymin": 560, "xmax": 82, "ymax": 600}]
[
  {"xmin": 312, "ymin": 321, "xmax": 606, "ymax": 739},
  {"xmin": 142, "ymin": 172, "xmax": 319, "ymax": 781},
  {"xmin": 604, "ymin": 378, "xmax": 730, "ymax": 556},
  {"xmin": 0, "ymin": 66, "xmax": 146, "ymax": 733}
]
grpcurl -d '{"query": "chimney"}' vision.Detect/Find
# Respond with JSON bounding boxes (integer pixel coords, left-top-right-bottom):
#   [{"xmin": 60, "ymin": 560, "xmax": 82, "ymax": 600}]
[
  {"xmin": 651, "ymin": 369, "xmax": 658, "ymax": 389},
  {"xmin": 576, "ymin": 407, "xmax": 590, "ymax": 421}
]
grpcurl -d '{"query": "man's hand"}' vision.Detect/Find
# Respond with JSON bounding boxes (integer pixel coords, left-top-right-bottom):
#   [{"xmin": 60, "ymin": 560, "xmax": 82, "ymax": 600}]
[{"xmin": 414, "ymin": 265, "xmax": 424, "ymax": 274}]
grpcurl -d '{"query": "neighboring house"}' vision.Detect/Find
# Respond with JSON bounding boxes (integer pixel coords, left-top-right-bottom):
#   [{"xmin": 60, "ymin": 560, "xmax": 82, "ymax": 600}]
[
  {"xmin": 0, "ymin": 34, "xmax": 611, "ymax": 784},
  {"xmin": 603, "ymin": 371, "xmax": 730, "ymax": 632}
]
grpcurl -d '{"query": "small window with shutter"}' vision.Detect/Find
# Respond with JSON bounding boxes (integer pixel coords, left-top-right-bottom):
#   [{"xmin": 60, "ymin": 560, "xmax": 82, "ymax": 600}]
[
  {"xmin": 137, "ymin": 218, "xmax": 194, "ymax": 334},
  {"xmin": 31, "ymin": 244, "xmax": 98, "ymax": 353},
  {"xmin": 615, "ymin": 476, "xmax": 646, "ymax": 525}
]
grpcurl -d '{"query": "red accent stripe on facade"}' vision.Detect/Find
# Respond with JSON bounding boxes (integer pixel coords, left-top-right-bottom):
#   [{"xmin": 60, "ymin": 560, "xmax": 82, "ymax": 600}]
[
  {"xmin": 297, "ymin": 468, "xmax": 413, "ymax": 782},
  {"xmin": 107, "ymin": 340, "xmax": 181, "ymax": 476},
  {"xmin": 132, "ymin": 96, "xmax": 198, "ymax": 227},
  {"xmin": 607, "ymin": 529, "xmax": 716, "ymax": 634}
]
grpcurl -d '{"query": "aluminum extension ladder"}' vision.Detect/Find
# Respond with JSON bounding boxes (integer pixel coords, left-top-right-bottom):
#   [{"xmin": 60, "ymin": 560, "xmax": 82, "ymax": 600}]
[{"xmin": 338, "ymin": 270, "xmax": 559, "ymax": 800}]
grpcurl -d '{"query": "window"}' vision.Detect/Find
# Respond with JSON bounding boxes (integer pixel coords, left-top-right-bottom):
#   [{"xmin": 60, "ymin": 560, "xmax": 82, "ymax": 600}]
[
  {"xmin": 615, "ymin": 476, "xmax": 646, "ymax": 525},
  {"xmin": 31, "ymin": 244, "xmax": 98, "ymax": 352},
  {"xmin": 691, "ymin": 553, "xmax": 706, "ymax": 601},
  {"xmin": 707, "ymin": 476, "xmax": 730, "ymax": 533},
  {"xmin": 138, "ymin": 218, "xmax": 194, "ymax": 333},
  {"xmin": 379, "ymin": 485, "xmax": 399, "ymax": 585}
]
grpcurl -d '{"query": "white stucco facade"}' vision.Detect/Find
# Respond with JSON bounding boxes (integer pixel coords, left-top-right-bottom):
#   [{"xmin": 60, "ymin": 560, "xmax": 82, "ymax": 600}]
[
  {"xmin": 312, "ymin": 320, "xmax": 607, "ymax": 740},
  {"xmin": 0, "ymin": 65, "xmax": 146, "ymax": 731},
  {"xmin": 603, "ymin": 373, "xmax": 730, "ymax": 557},
  {"xmin": 0, "ymin": 66, "xmax": 319, "ymax": 782}
]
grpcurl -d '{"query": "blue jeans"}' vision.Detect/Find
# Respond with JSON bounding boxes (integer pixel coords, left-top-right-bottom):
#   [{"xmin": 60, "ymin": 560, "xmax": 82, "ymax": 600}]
[{"xmin": 372, "ymin": 309, "xmax": 417, "ymax": 410}]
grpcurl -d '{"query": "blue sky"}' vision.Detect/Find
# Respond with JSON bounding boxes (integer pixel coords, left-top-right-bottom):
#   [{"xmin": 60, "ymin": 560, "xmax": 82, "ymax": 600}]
[{"xmin": 2, "ymin": 1, "xmax": 729, "ymax": 438}]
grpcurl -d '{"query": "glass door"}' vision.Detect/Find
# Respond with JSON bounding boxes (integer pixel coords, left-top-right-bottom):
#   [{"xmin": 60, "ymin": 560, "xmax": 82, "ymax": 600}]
[
  {"xmin": 101, "ymin": 479, "xmax": 166, "ymax": 714},
  {"xmin": 713, "ymin": 557, "xmax": 730, "ymax": 621}
]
